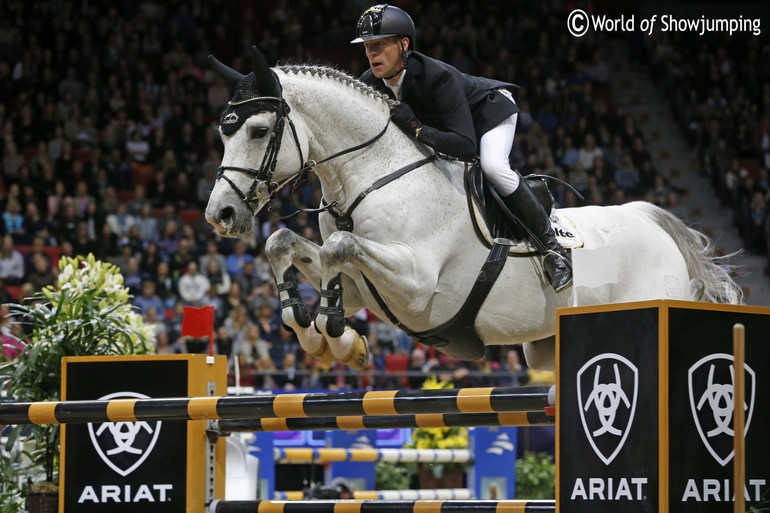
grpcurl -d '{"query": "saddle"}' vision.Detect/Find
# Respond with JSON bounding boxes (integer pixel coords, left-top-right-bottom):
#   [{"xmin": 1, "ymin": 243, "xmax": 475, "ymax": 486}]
[
  {"xmin": 464, "ymin": 161, "xmax": 583, "ymax": 254},
  {"xmin": 465, "ymin": 160, "xmax": 551, "ymax": 242}
]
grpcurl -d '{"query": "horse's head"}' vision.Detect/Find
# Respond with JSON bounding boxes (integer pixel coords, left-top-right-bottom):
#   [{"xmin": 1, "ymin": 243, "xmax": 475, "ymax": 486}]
[{"xmin": 206, "ymin": 46, "xmax": 309, "ymax": 237}]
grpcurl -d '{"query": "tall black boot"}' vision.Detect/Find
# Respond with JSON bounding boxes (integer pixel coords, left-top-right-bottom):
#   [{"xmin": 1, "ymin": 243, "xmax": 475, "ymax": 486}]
[{"xmin": 503, "ymin": 180, "xmax": 573, "ymax": 292}]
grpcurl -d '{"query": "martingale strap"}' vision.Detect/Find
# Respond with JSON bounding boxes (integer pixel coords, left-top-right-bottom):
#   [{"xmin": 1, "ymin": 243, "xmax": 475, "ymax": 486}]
[
  {"xmin": 323, "ymin": 153, "xmax": 439, "ymax": 232},
  {"xmin": 362, "ymin": 238, "xmax": 512, "ymax": 361}
]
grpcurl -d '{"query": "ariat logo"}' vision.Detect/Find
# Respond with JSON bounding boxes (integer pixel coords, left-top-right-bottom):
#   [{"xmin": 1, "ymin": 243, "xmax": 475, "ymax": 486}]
[
  {"xmin": 577, "ymin": 353, "xmax": 638, "ymax": 465},
  {"xmin": 222, "ymin": 111, "xmax": 239, "ymax": 124},
  {"xmin": 88, "ymin": 392, "xmax": 162, "ymax": 477},
  {"xmin": 688, "ymin": 353, "xmax": 755, "ymax": 466}
]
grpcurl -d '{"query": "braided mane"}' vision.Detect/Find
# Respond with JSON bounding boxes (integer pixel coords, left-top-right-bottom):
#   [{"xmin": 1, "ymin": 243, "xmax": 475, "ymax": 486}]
[{"xmin": 278, "ymin": 64, "xmax": 397, "ymax": 109}]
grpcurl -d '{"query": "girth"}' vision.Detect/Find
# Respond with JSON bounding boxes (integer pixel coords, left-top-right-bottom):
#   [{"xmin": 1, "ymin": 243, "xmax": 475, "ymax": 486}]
[{"xmin": 362, "ymin": 238, "xmax": 511, "ymax": 361}]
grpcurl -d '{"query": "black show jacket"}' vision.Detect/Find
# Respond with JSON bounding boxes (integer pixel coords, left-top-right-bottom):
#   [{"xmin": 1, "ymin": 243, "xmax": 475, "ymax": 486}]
[{"xmin": 360, "ymin": 51, "xmax": 519, "ymax": 161}]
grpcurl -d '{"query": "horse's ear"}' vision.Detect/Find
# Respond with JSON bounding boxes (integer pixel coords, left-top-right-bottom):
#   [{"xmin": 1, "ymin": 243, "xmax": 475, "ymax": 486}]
[
  {"xmin": 251, "ymin": 45, "xmax": 280, "ymax": 97},
  {"xmin": 209, "ymin": 55, "xmax": 245, "ymax": 89}
]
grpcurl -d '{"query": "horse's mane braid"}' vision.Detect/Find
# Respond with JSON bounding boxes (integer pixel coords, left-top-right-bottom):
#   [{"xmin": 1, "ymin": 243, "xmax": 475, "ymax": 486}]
[{"xmin": 278, "ymin": 64, "xmax": 398, "ymax": 108}]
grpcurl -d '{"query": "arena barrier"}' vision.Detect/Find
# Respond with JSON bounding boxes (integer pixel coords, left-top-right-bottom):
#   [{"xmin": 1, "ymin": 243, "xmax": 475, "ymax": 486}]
[
  {"xmin": 207, "ymin": 499, "xmax": 557, "ymax": 513},
  {"xmin": 211, "ymin": 410, "xmax": 553, "ymax": 436},
  {"xmin": 0, "ymin": 385, "xmax": 555, "ymax": 425},
  {"xmin": 273, "ymin": 489, "xmax": 474, "ymax": 500}
]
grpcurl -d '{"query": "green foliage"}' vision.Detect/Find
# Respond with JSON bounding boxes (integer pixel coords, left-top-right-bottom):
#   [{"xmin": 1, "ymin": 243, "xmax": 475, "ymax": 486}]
[
  {"xmin": 748, "ymin": 488, "xmax": 770, "ymax": 512},
  {"xmin": 0, "ymin": 254, "xmax": 152, "ymax": 484},
  {"xmin": 515, "ymin": 452, "xmax": 555, "ymax": 499},
  {"xmin": 375, "ymin": 461, "xmax": 416, "ymax": 490},
  {"xmin": 0, "ymin": 453, "xmax": 24, "ymax": 513}
]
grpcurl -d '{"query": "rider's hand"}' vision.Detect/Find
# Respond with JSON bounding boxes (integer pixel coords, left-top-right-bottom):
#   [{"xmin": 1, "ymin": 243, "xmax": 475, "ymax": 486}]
[{"xmin": 390, "ymin": 103, "xmax": 423, "ymax": 139}]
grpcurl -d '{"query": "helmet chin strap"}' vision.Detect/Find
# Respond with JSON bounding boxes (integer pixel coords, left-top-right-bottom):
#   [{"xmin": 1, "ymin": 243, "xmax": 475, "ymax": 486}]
[
  {"xmin": 383, "ymin": 40, "xmax": 408, "ymax": 80},
  {"xmin": 383, "ymin": 66, "xmax": 404, "ymax": 80}
]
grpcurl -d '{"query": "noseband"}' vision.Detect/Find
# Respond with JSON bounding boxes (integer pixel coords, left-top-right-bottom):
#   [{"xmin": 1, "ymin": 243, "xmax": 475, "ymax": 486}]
[{"xmin": 216, "ymin": 95, "xmax": 391, "ymax": 215}]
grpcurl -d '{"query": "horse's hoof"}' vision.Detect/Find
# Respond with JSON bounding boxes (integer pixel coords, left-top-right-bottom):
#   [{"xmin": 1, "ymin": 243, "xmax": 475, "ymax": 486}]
[
  {"xmin": 342, "ymin": 334, "xmax": 370, "ymax": 371},
  {"xmin": 311, "ymin": 339, "xmax": 336, "ymax": 364}
]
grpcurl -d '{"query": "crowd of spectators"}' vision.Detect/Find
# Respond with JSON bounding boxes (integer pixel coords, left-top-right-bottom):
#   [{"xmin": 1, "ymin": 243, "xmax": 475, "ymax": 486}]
[
  {"xmin": 2, "ymin": 1, "xmax": 764, "ymax": 390},
  {"xmin": 645, "ymin": 26, "xmax": 770, "ymax": 260}
]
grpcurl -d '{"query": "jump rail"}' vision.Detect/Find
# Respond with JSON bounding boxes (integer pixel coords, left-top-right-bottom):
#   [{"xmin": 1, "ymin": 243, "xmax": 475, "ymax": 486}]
[
  {"xmin": 0, "ymin": 385, "xmax": 555, "ymax": 425},
  {"xmin": 274, "ymin": 447, "xmax": 473, "ymax": 464},
  {"xmin": 274, "ymin": 489, "xmax": 474, "ymax": 500},
  {"xmin": 212, "ymin": 410, "xmax": 554, "ymax": 436},
  {"xmin": 208, "ymin": 500, "xmax": 556, "ymax": 513}
]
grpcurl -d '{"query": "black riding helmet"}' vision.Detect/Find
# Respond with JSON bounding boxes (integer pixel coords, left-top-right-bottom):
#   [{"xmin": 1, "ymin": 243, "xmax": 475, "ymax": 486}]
[{"xmin": 351, "ymin": 4, "xmax": 416, "ymax": 51}]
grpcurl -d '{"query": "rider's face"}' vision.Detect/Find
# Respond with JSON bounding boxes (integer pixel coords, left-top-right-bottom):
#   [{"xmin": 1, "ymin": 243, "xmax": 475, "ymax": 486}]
[{"xmin": 364, "ymin": 37, "xmax": 407, "ymax": 82}]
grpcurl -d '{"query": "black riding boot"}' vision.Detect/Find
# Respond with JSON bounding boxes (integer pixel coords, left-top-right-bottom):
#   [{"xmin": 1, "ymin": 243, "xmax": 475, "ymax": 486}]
[{"xmin": 504, "ymin": 180, "xmax": 573, "ymax": 292}]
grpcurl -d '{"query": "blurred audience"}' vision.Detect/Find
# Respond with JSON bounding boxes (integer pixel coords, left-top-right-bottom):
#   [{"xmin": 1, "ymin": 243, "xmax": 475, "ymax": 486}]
[{"xmin": 2, "ymin": 0, "xmax": 763, "ymax": 389}]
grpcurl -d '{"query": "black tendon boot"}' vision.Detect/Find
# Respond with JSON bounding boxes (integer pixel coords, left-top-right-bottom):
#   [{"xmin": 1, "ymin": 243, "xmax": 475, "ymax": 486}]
[{"xmin": 504, "ymin": 180, "xmax": 573, "ymax": 292}]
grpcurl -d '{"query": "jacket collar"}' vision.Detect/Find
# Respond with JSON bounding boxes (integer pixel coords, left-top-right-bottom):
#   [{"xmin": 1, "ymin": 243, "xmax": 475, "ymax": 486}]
[{"xmin": 401, "ymin": 53, "xmax": 421, "ymax": 94}]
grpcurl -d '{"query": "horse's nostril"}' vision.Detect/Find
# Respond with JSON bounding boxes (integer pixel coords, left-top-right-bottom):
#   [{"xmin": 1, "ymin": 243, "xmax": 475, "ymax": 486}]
[{"xmin": 219, "ymin": 206, "xmax": 235, "ymax": 223}]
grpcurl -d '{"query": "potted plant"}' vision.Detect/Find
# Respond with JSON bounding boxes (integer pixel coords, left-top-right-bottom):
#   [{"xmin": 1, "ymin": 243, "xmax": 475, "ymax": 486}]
[
  {"xmin": 406, "ymin": 376, "xmax": 469, "ymax": 489},
  {"xmin": 515, "ymin": 451, "xmax": 555, "ymax": 499},
  {"xmin": 0, "ymin": 254, "xmax": 152, "ymax": 512}
]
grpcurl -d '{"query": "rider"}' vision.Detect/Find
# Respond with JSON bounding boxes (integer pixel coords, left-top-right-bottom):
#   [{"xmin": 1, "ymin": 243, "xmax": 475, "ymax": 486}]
[{"xmin": 351, "ymin": 4, "xmax": 572, "ymax": 292}]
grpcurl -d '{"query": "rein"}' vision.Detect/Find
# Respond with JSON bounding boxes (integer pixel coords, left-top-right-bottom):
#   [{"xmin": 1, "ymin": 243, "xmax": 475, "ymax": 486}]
[{"xmin": 216, "ymin": 94, "xmax": 392, "ymax": 215}]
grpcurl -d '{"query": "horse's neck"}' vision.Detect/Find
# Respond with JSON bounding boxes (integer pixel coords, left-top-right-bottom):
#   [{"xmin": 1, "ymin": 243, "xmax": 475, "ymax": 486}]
[{"xmin": 281, "ymin": 71, "xmax": 426, "ymax": 208}]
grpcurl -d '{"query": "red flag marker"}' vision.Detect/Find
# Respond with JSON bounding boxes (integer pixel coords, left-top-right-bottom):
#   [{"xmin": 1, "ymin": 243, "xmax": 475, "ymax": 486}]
[{"xmin": 182, "ymin": 305, "xmax": 215, "ymax": 356}]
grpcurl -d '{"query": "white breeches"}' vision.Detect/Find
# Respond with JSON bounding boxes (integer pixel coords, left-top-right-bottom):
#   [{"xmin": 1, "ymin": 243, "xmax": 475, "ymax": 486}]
[{"xmin": 479, "ymin": 112, "xmax": 519, "ymax": 196}]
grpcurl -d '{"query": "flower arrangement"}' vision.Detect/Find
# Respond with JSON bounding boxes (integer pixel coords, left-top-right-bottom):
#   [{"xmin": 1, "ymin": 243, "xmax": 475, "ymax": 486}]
[
  {"xmin": 407, "ymin": 376, "xmax": 469, "ymax": 450},
  {"xmin": 1, "ymin": 254, "xmax": 152, "ymax": 491},
  {"xmin": 406, "ymin": 376, "xmax": 468, "ymax": 487}
]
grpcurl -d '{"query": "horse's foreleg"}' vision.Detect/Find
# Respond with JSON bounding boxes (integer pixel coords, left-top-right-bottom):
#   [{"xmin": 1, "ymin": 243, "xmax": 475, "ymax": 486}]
[
  {"xmin": 319, "ymin": 231, "xmax": 436, "ymax": 312},
  {"xmin": 314, "ymin": 270, "xmax": 371, "ymax": 370},
  {"xmin": 265, "ymin": 229, "xmax": 337, "ymax": 364},
  {"xmin": 316, "ymin": 231, "xmax": 437, "ymax": 369}
]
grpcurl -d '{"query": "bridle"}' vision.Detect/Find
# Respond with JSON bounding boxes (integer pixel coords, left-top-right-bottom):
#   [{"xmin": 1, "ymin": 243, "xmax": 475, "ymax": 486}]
[
  {"xmin": 215, "ymin": 95, "xmax": 303, "ymax": 214},
  {"xmin": 216, "ymin": 94, "xmax": 391, "ymax": 215}
]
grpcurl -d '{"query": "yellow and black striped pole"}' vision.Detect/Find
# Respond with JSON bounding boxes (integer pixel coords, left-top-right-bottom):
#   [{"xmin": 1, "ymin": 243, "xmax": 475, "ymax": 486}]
[
  {"xmin": 274, "ymin": 490, "xmax": 475, "ymax": 500},
  {"xmin": 274, "ymin": 447, "xmax": 473, "ymax": 464},
  {"xmin": 214, "ymin": 410, "xmax": 554, "ymax": 434},
  {"xmin": 208, "ymin": 500, "xmax": 556, "ymax": 513},
  {"xmin": 0, "ymin": 385, "xmax": 555, "ymax": 425}
]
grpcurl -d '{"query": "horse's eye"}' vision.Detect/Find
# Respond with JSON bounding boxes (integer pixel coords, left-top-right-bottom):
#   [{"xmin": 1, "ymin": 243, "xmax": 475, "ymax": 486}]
[{"xmin": 250, "ymin": 126, "xmax": 269, "ymax": 139}]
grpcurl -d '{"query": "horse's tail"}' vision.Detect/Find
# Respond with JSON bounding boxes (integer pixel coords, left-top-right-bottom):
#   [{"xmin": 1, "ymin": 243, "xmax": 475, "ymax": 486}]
[{"xmin": 633, "ymin": 201, "xmax": 743, "ymax": 304}]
